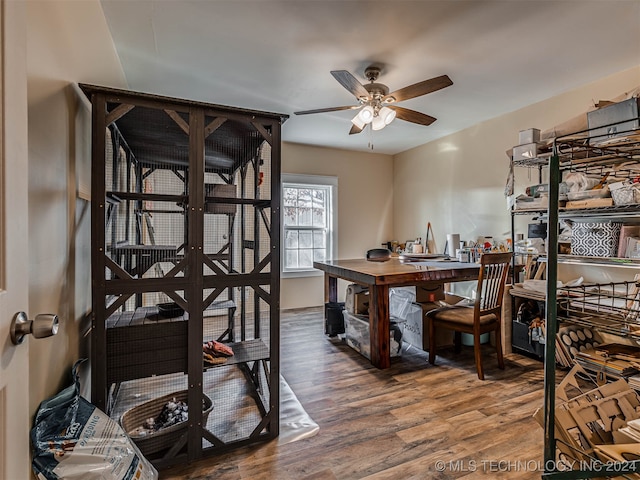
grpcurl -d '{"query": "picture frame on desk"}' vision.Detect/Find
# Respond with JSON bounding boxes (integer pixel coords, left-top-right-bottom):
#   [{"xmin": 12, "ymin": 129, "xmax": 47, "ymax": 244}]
[{"xmin": 405, "ymin": 241, "xmax": 414, "ymax": 254}]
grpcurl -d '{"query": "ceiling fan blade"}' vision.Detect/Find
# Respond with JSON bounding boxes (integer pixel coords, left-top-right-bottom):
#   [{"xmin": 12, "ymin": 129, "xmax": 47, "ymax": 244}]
[
  {"xmin": 389, "ymin": 106, "xmax": 437, "ymax": 126},
  {"xmin": 294, "ymin": 105, "xmax": 360, "ymax": 115},
  {"xmin": 349, "ymin": 124, "xmax": 364, "ymax": 135},
  {"xmin": 384, "ymin": 75, "xmax": 453, "ymax": 103},
  {"xmin": 331, "ymin": 70, "xmax": 370, "ymax": 100}
]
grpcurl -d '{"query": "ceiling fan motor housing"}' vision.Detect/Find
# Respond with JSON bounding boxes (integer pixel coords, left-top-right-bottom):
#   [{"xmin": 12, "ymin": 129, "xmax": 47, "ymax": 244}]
[{"xmin": 364, "ymin": 83, "xmax": 389, "ymax": 98}]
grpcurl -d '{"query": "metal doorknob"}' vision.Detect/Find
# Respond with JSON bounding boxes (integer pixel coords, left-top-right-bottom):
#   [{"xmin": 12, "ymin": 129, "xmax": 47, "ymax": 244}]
[{"xmin": 10, "ymin": 312, "xmax": 59, "ymax": 345}]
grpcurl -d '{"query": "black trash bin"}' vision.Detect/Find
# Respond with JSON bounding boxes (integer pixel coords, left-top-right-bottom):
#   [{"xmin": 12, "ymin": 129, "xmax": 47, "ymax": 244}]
[{"xmin": 324, "ymin": 301, "xmax": 345, "ymax": 336}]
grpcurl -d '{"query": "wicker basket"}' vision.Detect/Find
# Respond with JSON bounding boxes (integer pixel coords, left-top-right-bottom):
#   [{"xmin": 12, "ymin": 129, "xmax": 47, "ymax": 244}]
[
  {"xmin": 120, "ymin": 390, "xmax": 213, "ymax": 456},
  {"xmin": 611, "ymin": 184, "xmax": 640, "ymax": 205}
]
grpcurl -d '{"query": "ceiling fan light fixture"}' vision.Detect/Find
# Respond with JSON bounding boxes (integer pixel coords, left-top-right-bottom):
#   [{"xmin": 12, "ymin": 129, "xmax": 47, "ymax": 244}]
[
  {"xmin": 379, "ymin": 106, "xmax": 396, "ymax": 125},
  {"xmin": 351, "ymin": 112, "xmax": 366, "ymax": 129},
  {"xmin": 357, "ymin": 105, "xmax": 374, "ymax": 124},
  {"xmin": 371, "ymin": 114, "xmax": 386, "ymax": 131}
]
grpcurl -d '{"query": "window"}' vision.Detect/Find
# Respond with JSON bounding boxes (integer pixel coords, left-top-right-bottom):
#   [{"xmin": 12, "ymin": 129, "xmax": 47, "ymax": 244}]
[{"xmin": 282, "ymin": 174, "xmax": 337, "ymax": 277}]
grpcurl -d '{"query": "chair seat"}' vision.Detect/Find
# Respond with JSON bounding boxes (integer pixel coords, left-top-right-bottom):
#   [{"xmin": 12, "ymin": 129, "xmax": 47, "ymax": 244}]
[
  {"xmin": 428, "ymin": 306, "xmax": 497, "ymax": 328},
  {"xmin": 426, "ymin": 252, "xmax": 512, "ymax": 380}
]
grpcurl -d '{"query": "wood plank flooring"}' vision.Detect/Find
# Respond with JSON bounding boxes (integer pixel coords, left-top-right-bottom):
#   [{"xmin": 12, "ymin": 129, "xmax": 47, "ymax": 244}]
[{"xmin": 161, "ymin": 307, "xmax": 549, "ymax": 479}]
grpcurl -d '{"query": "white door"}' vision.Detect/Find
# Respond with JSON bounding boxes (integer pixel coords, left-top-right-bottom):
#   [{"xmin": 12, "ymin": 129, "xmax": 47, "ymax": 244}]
[{"xmin": 0, "ymin": 0, "xmax": 31, "ymax": 478}]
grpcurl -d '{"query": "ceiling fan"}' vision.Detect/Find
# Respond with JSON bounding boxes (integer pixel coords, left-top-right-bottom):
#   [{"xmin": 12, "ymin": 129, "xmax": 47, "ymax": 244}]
[{"xmin": 294, "ymin": 66, "xmax": 453, "ymax": 134}]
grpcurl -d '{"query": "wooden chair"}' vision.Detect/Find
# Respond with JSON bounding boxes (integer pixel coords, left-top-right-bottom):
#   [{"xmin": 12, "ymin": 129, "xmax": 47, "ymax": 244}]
[{"xmin": 426, "ymin": 252, "xmax": 513, "ymax": 380}]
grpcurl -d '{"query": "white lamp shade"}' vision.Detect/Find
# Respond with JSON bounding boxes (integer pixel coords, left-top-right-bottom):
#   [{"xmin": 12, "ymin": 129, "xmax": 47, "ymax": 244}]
[
  {"xmin": 358, "ymin": 105, "xmax": 374, "ymax": 124},
  {"xmin": 351, "ymin": 112, "xmax": 366, "ymax": 129},
  {"xmin": 371, "ymin": 115, "xmax": 386, "ymax": 131},
  {"xmin": 379, "ymin": 106, "xmax": 396, "ymax": 125}
]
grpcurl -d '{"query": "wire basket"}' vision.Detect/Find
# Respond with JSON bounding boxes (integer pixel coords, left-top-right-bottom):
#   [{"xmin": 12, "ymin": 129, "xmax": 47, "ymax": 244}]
[
  {"xmin": 120, "ymin": 390, "xmax": 213, "ymax": 456},
  {"xmin": 559, "ymin": 280, "xmax": 640, "ymax": 337}
]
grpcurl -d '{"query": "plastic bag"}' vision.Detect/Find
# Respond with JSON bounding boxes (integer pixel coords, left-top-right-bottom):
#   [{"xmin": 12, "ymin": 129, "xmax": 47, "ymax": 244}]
[{"xmin": 31, "ymin": 360, "xmax": 158, "ymax": 480}]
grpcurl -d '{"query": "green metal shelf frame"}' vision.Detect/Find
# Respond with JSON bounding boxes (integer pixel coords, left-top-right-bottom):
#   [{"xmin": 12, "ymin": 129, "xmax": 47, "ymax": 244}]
[{"xmin": 541, "ymin": 121, "xmax": 640, "ymax": 479}]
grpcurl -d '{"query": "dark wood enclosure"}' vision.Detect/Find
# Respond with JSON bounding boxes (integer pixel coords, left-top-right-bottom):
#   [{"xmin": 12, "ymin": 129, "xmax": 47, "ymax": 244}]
[{"xmin": 81, "ymin": 84, "xmax": 287, "ymax": 468}]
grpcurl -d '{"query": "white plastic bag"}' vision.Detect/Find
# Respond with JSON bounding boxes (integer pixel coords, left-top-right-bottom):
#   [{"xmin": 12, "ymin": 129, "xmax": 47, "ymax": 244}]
[{"xmin": 31, "ymin": 360, "xmax": 158, "ymax": 480}]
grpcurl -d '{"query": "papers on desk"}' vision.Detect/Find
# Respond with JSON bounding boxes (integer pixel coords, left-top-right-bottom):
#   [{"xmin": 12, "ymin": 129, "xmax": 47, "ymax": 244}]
[{"xmin": 398, "ymin": 253, "xmax": 450, "ymax": 261}]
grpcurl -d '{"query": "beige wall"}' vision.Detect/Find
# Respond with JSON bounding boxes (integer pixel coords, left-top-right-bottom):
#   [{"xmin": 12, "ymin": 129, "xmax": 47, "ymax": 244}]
[
  {"xmin": 20, "ymin": 0, "xmax": 640, "ymax": 414},
  {"xmin": 280, "ymin": 143, "xmax": 394, "ymax": 309},
  {"xmin": 394, "ymin": 66, "xmax": 640, "ymax": 259},
  {"xmin": 26, "ymin": 0, "xmax": 126, "ymax": 413}
]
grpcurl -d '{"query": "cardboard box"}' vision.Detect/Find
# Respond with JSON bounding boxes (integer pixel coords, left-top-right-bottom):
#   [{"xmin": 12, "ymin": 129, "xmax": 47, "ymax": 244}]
[
  {"xmin": 345, "ymin": 284, "xmax": 369, "ymax": 315},
  {"xmin": 415, "ymin": 285, "xmax": 445, "ymax": 303},
  {"xmin": 519, "ymin": 128, "xmax": 540, "ymax": 145},
  {"xmin": 533, "ymin": 366, "xmax": 640, "ymax": 464},
  {"xmin": 618, "ymin": 225, "xmax": 640, "ymax": 258},
  {"xmin": 205, "ymin": 183, "xmax": 237, "ymax": 214},
  {"xmin": 565, "ymin": 197, "xmax": 614, "ymax": 209}
]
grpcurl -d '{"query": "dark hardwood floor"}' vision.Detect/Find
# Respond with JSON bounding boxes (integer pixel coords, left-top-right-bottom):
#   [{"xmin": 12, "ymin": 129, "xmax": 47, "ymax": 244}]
[{"xmin": 161, "ymin": 307, "xmax": 548, "ymax": 479}]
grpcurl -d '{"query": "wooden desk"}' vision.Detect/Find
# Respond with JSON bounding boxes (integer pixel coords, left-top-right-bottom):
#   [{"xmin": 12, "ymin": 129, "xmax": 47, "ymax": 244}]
[{"xmin": 313, "ymin": 257, "xmax": 481, "ymax": 369}]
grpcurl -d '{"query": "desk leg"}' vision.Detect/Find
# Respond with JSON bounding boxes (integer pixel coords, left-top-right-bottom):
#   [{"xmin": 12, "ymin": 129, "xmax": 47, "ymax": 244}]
[
  {"xmin": 370, "ymin": 284, "xmax": 390, "ymax": 369},
  {"xmin": 325, "ymin": 273, "xmax": 337, "ymax": 303}
]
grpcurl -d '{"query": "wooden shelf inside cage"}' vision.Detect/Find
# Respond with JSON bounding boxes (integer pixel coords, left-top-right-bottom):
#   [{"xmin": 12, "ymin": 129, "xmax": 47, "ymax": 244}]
[{"xmin": 105, "ymin": 302, "xmax": 267, "ymax": 386}]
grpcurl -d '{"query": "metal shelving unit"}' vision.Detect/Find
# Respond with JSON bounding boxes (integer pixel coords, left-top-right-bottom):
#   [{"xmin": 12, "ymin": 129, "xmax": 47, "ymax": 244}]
[
  {"xmin": 510, "ymin": 154, "xmax": 549, "ymax": 357},
  {"xmin": 541, "ymin": 120, "xmax": 640, "ymax": 479}
]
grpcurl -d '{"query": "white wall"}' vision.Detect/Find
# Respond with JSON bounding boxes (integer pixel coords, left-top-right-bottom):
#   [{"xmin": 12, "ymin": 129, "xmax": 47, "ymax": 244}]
[
  {"xmin": 393, "ymin": 66, "xmax": 640, "ymax": 260},
  {"xmin": 26, "ymin": 0, "xmax": 127, "ymax": 413},
  {"xmin": 280, "ymin": 142, "xmax": 394, "ymax": 309}
]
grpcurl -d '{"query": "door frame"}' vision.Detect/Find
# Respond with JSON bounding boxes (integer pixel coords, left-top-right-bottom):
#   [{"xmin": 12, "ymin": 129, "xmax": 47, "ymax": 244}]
[{"xmin": 0, "ymin": 0, "xmax": 31, "ymax": 478}]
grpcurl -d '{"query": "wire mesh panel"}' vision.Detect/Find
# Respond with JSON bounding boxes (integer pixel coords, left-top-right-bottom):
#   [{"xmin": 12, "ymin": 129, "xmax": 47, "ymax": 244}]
[
  {"xmin": 199, "ymin": 111, "xmax": 278, "ymax": 455},
  {"xmin": 84, "ymin": 84, "xmax": 284, "ymax": 468}
]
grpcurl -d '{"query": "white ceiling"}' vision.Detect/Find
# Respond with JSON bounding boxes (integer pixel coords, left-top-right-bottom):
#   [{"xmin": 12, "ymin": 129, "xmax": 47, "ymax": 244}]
[{"xmin": 100, "ymin": 0, "xmax": 640, "ymax": 155}]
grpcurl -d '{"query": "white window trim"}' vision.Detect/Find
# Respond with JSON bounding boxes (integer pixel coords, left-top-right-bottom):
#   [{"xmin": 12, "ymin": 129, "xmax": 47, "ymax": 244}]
[{"xmin": 281, "ymin": 173, "xmax": 338, "ymax": 278}]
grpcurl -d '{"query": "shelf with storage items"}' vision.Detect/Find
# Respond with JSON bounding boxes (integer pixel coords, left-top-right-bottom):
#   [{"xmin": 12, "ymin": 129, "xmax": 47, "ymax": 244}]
[
  {"xmin": 82, "ymin": 84, "xmax": 286, "ymax": 468},
  {"xmin": 553, "ymin": 133, "xmax": 640, "ymax": 268},
  {"xmin": 510, "ymin": 124, "xmax": 640, "ymax": 350},
  {"xmin": 509, "ymin": 145, "xmax": 554, "ymax": 357},
  {"xmin": 541, "ymin": 115, "xmax": 640, "ymax": 478}
]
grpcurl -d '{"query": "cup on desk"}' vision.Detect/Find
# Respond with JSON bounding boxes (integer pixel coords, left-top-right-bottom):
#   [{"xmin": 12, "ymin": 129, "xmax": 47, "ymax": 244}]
[
  {"xmin": 412, "ymin": 244, "xmax": 424, "ymax": 254},
  {"xmin": 456, "ymin": 249, "xmax": 471, "ymax": 263}
]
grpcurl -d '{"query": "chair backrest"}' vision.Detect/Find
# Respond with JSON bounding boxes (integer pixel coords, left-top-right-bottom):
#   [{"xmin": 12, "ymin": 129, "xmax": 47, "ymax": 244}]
[{"xmin": 475, "ymin": 252, "xmax": 513, "ymax": 314}]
